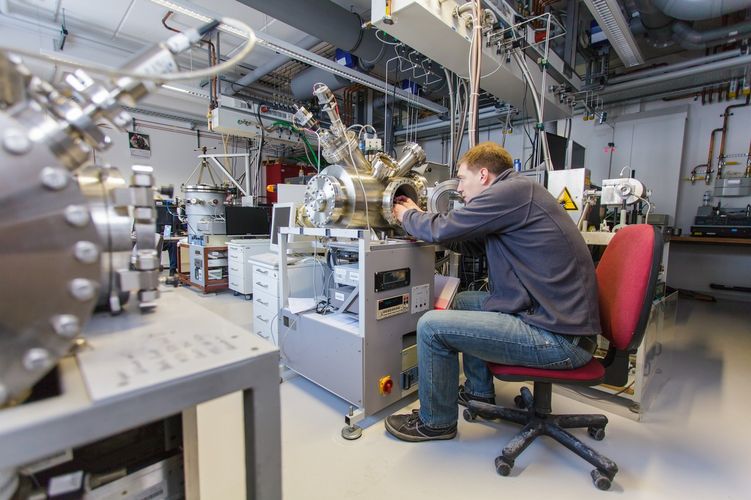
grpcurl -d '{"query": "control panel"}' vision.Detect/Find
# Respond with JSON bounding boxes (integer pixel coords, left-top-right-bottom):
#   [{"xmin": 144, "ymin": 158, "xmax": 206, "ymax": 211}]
[{"xmin": 376, "ymin": 293, "xmax": 410, "ymax": 320}]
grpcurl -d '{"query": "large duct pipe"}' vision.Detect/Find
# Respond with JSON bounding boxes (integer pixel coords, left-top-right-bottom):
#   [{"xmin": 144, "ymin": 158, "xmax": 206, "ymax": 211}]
[
  {"xmin": 290, "ymin": 67, "xmax": 349, "ymax": 99},
  {"xmin": 232, "ymin": 34, "xmax": 320, "ymax": 93},
  {"xmin": 238, "ymin": 0, "xmax": 445, "ymax": 98},
  {"xmin": 672, "ymin": 20, "xmax": 751, "ymax": 50},
  {"xmin": 653, "ymin": 0, "xmax": 751, "ymax": 21},
  {"xmin": 237, "ymin": 0, "xmax": 384, "ymax": 63},
  {"xmin": 633, "ymin": 0, "xmax": 676, "ymax": 48},
  {"xmin": 633, "ymin": 0, "xmax": 751, "ymax": 50}
]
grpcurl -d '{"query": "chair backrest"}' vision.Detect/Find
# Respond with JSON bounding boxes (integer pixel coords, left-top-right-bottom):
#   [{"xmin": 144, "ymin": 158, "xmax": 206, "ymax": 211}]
[{"xmin": 596, "ymin": 224, "xmax": 663, "ymax": 351}]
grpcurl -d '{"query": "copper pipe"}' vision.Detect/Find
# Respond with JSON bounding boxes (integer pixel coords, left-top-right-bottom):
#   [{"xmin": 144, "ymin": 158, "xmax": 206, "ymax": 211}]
[
  {"xmin": 162, "ymin": 11, "xmax": 218, "ymax": 104},
  {"xmin": 706, "ymin": 128, "xmax": 723, "ymax": 184},
  {"xmin": 718, "ymin": 94, "xmax": 751, "ymax": 179}
]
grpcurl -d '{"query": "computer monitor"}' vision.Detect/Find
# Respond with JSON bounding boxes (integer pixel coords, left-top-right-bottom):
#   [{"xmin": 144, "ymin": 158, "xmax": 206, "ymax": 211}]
[
  {"xmin": 225, "ymin": 206, "xmax": 271, "ymax": 236},
  {"xmin": 269, "ymin": 202, "xmax": 298, "ymax": 252},
  {"xmin": 154, "ymin": 201, "xmax": 183, "ymax": 235}
]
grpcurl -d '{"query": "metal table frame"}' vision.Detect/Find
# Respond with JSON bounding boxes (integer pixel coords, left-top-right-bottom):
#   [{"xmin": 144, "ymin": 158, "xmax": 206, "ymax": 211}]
[{"xmin": 0, "ymin": 292, "xmax": 281, "ymax": 499}]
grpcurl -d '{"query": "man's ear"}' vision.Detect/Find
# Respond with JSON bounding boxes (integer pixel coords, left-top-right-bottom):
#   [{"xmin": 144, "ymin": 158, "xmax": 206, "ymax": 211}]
[{"xmin": 481, "ymin": 168, "xmax": 491, "ymax": 184}]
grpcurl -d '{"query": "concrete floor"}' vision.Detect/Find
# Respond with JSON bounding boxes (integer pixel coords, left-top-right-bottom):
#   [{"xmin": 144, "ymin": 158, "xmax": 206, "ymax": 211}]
[{"xmin": 182, "ymin": 285, "xmax": 751, "ymax": 499}]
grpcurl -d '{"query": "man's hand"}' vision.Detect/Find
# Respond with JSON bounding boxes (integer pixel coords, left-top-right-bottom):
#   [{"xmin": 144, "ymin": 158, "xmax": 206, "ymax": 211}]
[{"xmin": 393, "ymin": 196, "xmax": 423, "ymax": 223}]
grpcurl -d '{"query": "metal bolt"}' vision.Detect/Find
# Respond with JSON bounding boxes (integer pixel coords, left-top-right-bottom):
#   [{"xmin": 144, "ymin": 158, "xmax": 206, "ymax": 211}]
[
  {"xmin": 69, "ymin": 278, "xmax": 96, "ymax": 302},
  {"xmin": 2, "ymin": 128, "xmax": 31, "ymax": 155},
  {"xmin": 50, "ymin": 314, "xmax": 80, "ymax": 338},
  {"xmin": 40, "ymin": 166, "xmax": 69, "ymax": 190},
  {"xmin": 64, "ymin": 205, "xmax": 91, "ymax": 227},
  {"xmin": 74, "ymin": 241, "xmax": 99, "ymax": 264},
  {"xmin": 23, "ymin": 348, "xmax": 52, "ymax": 371},
  {"xmin": 0, "ymin": 384, "xmax": 8, "ymax": 406}
]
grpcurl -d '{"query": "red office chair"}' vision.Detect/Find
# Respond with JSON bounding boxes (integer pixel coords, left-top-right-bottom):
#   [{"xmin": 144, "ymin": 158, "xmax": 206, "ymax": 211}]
[{"xmin": 464, "ymin": 224, "xmax": 663, "ymax": 490}]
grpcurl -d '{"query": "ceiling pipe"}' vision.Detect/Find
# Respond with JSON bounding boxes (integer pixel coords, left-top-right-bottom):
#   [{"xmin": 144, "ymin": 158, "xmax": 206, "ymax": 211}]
[
  {"xmin": 231, "ymin": 34, "xmax": 320, "ymax": 93},
  {"xmin": 633, "ymin": 0, "xmax": 751, "ymax": 50},
  {"xmin": 236, "ymin": 0, "xmax": 445, "ymax": 97},
  {"xmin": 395, "ymin": 106, "xmax": 507, "ymax": 136},
  {"xmin": 672, "ymin": 20, "xmax": 751, "ymax": 50},
  {"xmin": 652, "ymin": 0, "xmax": 751, "ymax": 21},
  {"xmin": 237, "ymin": 0, "xmax": 384, "ymax": 64},
  {"xmin": 633, "ymin": 0, "xmax": 675, "ymax": 48},
  {"xmin": 609, "ymin": 50, "xmax": 742, "ymax": 84},
  {"xmin": 600, "ymin": 53, "xmax": 751, "ymax": 95}
]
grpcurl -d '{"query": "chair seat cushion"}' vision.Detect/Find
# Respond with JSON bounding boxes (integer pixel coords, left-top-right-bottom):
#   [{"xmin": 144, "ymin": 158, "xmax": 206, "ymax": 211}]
[{"xmin": 487, "ymin": 358, "xmax": 606, "ymax": 385}]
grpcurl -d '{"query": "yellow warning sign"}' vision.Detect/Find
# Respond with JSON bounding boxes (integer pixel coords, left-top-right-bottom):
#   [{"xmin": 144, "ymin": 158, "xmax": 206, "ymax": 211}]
[{"xmin": 557, "ymin": 187, "xmax": 578, "ymax": 211}]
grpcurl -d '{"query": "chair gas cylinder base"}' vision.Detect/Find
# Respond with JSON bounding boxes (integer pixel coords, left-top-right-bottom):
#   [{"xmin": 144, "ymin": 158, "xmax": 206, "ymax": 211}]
[{"xmin": 463, "ymin": 224, "xmax": 663, "ymax": 491}]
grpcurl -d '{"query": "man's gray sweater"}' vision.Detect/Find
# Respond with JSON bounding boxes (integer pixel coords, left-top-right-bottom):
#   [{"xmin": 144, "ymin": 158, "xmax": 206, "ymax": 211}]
[{"xmin": 402, "ymin": 169, "xmax": 601, "ymax": 336}]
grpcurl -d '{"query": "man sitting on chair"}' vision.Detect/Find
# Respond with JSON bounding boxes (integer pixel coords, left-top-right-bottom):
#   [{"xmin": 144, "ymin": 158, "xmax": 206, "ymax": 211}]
[{"xmin": 385, "ymin": 142, "xmax": 600, "ymax": 442}]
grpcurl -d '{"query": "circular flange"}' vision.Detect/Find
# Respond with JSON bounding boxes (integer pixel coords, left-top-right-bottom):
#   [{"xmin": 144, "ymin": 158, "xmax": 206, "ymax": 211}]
[
  {"xmin": 428, "ymin": 178, "xmax": 462, "ymax": 214},
  {"xmin": 303, "ymin": 174, "xmax": 345, "ymax": 227},
  {"xmin": 381, "ymin": 177, "xmax": 424, "ymax": 227},
  {"xmin": 0, "ymin": 112, "xmax": 101, "ymax": 402},
  {"xmin": 182, "ymin": 184, "xmax": 227, "ymax": 194}
]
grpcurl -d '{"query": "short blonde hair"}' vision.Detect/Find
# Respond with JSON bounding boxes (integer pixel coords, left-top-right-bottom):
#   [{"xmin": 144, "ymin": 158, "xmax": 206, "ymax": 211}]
[{"xmin": 458, "ymin": 142, "xmax": 513, "ymax": 175}]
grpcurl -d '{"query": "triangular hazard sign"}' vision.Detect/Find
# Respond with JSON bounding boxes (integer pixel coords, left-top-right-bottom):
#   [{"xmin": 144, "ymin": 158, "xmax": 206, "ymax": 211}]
[{"xmin": 557, "ymin": 187, "xmax": 578, "ymax": 211}]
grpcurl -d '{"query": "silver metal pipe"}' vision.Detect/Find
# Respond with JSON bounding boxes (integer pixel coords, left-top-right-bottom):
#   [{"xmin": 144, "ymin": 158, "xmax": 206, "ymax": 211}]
[
  {"xmin": 672, "ymin": 20, "xmax": 751, "ymax": 50},
  {"xmin": 513, "ymin": 50, "xmax": 553, "ymax": 171},
  {"xmin": 601, "ymin": 53, "xmax": 751, "ymax": 95},
  {"xmin": 232, "ymin": 34, "xmax": 320, "ymax": 92},
  {"xmin": 609, "ymin": 50, "xmax": 741, "ymax": 84},
  {"xmin": 394, "ymin": 106, "xmax": 504, "ymax": 136}
]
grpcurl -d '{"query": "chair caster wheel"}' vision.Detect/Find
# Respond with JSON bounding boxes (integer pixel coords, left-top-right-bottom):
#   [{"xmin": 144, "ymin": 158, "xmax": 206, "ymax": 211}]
[
  {"xmin": 233, "ymin": 291, "xmax": 239, "ymax": 296},
  {"xmin": 463, "ymin": 409, "xmax": 476, "ymax": 421},
  {"xmin": 588, "ymin": 426, "xmax": 606, "ymax": 441},
  {"xmin": 495, "ymin": 456, "xmax": 513, "ymax": 476},
  {"xmin": 513, "ymin": 395, "xmax": 526, "ymax": 409},
  {"xmin": 591, "ymin": 469, "xmax": 612, "ymax": 490}
]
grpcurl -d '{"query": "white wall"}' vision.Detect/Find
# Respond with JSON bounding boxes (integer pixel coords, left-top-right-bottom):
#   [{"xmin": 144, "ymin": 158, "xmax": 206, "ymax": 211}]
[
  {"xmin": 97, "ymin": 118, "xmax": 241, "ymax": 195},
  {"xmin": 419, "ymin": 98, "xmax": 751, "ymax": 300}
]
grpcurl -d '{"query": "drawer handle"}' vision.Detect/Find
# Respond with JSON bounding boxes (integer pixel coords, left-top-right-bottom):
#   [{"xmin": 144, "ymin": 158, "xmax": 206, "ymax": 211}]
[
  {"xmin": 255, "ymin": 281, "xmax": 269, "ymax": 288},
  {"xmin": 256, "ymin": 331, "xmax": 268, "ymax": 338},
  {"xmin": 230, "ymin": 267, "xmax": 239, "ymax": 272},
  {"xmin": 256, "ymin": 269, "xmax": 269, "ymax": 275},
  {"xmin": 256, "ymin": 315, "xmax": 269, "ymax": 322},
  {"xmin": 257, "ymin": 299, "xmax": 269, "ymax": 306}
]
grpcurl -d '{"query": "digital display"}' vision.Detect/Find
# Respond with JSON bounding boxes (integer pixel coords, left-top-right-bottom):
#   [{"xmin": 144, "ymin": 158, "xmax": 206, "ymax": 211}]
[
  {"xmin": 374, "ymin": 267, "xmax": 410, "ymax": 292},
  {"xmin": 378, "ymin": 295, "xmax": 405, "ymax": 310},
  {"xmin": 383, "ymin": 270, "xmax": 407, "ymax": 284}
]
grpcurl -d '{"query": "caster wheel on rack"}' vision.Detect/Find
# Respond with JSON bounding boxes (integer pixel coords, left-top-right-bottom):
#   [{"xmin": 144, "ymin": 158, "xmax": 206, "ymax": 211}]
[
  {"xmin": 494, "ymin": 456, "xmax": 514, "ymax": 476},
  {"xmin": 591, "ymin": 469, "xmax": 612, "ymax": 490},
  {"xmin": 588, "ymin": 426, "xmax": 606, "ymax": 441}
]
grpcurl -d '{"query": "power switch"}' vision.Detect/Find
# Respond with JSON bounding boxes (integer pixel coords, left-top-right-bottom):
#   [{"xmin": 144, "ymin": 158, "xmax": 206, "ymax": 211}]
[{"xmin": 379, "ymin": 375, "xmax": 394, "ymax": 395}]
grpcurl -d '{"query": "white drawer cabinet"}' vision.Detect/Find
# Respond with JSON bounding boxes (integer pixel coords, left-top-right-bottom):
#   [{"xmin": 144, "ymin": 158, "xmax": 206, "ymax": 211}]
[
  {"xmin": 227, "ymin": 240, "xmax": 270, "ymax": 298},
  {"xmin": 248, "ymin": 254, "xmax": 324, "ymax": 345}
]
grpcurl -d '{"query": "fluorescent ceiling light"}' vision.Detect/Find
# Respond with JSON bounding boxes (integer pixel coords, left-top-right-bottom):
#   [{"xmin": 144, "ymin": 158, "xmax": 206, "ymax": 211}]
[{"xmin": 583, "ymin": 0, "xmax": 644, "ymax": 67}]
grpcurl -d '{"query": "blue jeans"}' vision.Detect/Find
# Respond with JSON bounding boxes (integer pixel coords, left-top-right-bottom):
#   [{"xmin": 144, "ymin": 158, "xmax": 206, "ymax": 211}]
[{"xmin": 417, "ymin": 291, "xmax": 594, "ymax": 429}]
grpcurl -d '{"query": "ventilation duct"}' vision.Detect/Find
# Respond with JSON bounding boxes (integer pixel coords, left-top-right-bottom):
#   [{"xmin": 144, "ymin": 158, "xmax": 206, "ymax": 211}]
[{"xmin": 653, "ymin": 0, "xmax": 751, "ymax": 21}]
